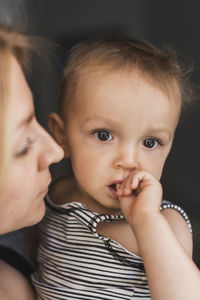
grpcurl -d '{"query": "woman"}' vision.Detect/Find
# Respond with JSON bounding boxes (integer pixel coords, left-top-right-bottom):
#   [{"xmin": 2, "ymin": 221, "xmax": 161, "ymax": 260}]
[{"xmin": 0, "ymin": 25, "xmax": 63, "ymax": 299}]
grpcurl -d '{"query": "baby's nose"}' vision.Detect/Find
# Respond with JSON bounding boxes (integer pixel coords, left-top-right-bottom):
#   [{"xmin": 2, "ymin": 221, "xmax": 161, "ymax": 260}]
[{"xmin": 113, "ymin": 145, "xmax": 139, "ymax": 171}]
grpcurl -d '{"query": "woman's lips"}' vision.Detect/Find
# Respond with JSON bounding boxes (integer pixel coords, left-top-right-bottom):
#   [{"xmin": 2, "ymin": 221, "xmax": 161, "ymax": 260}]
[
  {"xmin": 38, "ymin": 179, "xmax": 51, "ymax": 198},
  {"xmin": 39, "ymin": 187, "xmax": 48, "ymax": 197}
]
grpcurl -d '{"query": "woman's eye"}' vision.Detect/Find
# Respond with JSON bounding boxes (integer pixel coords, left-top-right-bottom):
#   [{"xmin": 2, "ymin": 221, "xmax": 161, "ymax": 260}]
[
  {"xmin": 143, "ymin": 137, "xmax": 159, "ymax": 149},
  {"xmin": 18, "ymin": 147, "xmax": 30, "ymax": 156},
  {"xmin": 15, "ymin": 137, "xmax": 34, "ymax": 157},
  {"xmin": 94, "ymin": 130, "xmax": 113, "ymax": 141}
]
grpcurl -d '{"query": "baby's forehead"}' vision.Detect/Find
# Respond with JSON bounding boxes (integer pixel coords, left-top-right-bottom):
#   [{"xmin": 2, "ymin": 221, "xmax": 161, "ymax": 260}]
[
  {"xmin": 64, "ymin": 67, "xmax": 181, "ymax": 126},
  {"xmin": 75, "ymin": 66, "xmax": 181, "ymax": 104},
  {"xmin": 61, "ymin": 65, "xmax": 181, "ymax": 124}
]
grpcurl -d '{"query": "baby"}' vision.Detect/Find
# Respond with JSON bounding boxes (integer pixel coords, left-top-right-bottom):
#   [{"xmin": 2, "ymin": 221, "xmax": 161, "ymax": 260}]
[{"xmin": 32, "ymin": 38, "xmax": 196, "ymax": 299}]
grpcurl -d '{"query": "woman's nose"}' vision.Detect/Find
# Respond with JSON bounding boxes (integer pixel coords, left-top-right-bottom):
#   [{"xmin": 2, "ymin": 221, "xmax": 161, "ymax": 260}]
[{"xmin": 38, "ymin": 125, "xmax": 64, "ymax": 170}]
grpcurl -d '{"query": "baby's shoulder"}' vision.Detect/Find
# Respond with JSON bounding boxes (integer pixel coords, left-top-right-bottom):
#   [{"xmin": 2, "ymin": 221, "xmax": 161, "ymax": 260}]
[
  {"xmin": 49, "ymin": 176, "xmax": 77, "ymax": 205},
  {"xmin": 161, "ymin": 204, "xmax": 193, "ymax": 257}
]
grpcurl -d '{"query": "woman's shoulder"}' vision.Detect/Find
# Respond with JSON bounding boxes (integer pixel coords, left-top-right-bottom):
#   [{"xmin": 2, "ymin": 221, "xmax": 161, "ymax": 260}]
[{"xmin": 0, "ymin": 259, "xmax": 36, "ymax": 300}]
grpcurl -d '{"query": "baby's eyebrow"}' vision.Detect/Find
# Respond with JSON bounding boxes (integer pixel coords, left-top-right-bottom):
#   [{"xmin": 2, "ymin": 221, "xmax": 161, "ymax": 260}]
[
  {"xmin": 83, "ymin": 115, "xmax": 117, "ymax": 125},
  {"xmin": 82, "ymin": 116, "xmax": 172, "ymax": 139},
  {"xmin": 148, "ymin": 128, "xmax": 172, "ymax": 139}
]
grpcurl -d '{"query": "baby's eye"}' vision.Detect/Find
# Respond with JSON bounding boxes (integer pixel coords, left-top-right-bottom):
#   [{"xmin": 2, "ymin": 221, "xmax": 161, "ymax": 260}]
[
  {"xmin": 143, "ymin": 137, "xmax": 159, "ymax": 149},
  {"xmin": 94, "ymin": 130, "xmax": 113, "ymax": 141}
]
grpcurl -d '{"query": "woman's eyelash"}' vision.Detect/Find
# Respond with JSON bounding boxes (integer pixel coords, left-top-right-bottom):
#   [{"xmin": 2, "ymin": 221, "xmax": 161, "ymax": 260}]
[{"xmin": 16, "ymin": 138, "xmax": 34, "ymax": 157}]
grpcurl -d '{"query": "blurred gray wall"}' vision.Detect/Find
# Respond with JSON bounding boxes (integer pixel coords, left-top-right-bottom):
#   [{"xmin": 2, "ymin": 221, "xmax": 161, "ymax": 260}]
[{"xmin": 0, "ymin": 0, "xmax": 199, "ymax": 267}]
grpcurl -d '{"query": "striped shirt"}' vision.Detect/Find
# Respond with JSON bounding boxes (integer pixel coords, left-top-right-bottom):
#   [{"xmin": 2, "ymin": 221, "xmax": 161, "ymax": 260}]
[{"xmin": 32, "ymin": 197, "xmax": 192, "ymax": 300}]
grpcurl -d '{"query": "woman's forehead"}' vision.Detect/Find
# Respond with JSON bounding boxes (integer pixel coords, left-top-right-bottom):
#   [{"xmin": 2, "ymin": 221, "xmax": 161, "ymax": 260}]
[{"xmin": 9, "ymin": 56, "xmax": 34, "ymax": 134}]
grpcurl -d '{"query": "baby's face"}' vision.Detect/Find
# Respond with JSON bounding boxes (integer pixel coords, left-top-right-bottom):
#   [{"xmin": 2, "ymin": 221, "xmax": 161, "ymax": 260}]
[{"xmin": 62, "ymin": 69, "xmax": 181, "ymax": 213}]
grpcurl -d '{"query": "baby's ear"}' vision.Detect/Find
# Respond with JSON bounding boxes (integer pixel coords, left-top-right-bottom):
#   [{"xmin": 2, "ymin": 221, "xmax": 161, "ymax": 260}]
[{"xmin": 48, "ymin": 113, "xmax": 69, "ymax": 158}]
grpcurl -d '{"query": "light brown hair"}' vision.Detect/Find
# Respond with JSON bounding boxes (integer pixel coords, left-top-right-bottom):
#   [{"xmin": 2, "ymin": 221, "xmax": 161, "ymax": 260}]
[
  {"xmin": 0, "ymin": 24, "xmax": 31, "ymax": 192},
  {"xmin": 58, "ymin": 37, "xmax": 193, "ymax": 117}
]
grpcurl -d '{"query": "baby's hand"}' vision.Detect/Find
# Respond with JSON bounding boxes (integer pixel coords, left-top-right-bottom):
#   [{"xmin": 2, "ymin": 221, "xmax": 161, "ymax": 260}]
[{"xmin": 117, "ymin": 170, "xmax": 163, "ymax": 227}]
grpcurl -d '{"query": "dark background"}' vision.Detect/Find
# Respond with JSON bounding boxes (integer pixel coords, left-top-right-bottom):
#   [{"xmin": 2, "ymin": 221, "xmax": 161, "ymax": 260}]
[{"xmin": 0, "ymin": 0, "xmax": 199, "ymax": 267}]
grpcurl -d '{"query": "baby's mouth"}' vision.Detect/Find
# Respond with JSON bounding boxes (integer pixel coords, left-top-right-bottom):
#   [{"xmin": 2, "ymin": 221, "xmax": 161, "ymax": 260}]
[
  {"xmin": 109, "ymin": 183, "xmax": 118, "ymax": 200},
  {"xmin": 110, "ymin": 183, "xmax": 117, "ymax": 191}
]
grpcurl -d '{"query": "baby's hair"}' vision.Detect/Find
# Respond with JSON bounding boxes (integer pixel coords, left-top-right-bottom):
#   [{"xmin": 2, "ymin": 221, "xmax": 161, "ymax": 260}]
[{"xmin": 59, "ymin": 37, "xmax": 193, "ymax": 116}]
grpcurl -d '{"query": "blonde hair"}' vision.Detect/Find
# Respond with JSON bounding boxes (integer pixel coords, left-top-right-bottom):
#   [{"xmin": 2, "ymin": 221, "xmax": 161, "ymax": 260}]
[{"xmin": 0, "ymin": 25, "xmax": 30, "ymax": 193}]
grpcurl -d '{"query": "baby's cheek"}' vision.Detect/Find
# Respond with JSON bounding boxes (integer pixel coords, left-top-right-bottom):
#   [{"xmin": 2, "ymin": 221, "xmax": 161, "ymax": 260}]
[
  {"xmin": 73, "ymin": 161, "xmax": 94, "ymax": 185},
  {"xmin": 153, "ymin": 165, "xmax": 164, "ymax": 181},
  {"xmin": 148, "ymin": 157, "xmax": 166, "ymax": 180}
]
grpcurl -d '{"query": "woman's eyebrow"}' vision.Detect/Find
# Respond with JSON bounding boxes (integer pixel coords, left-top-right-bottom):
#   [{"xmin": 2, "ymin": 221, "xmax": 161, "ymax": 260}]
[{"xmin": 17, "ymin": 111, "xmax": 35, "ymax": 129}]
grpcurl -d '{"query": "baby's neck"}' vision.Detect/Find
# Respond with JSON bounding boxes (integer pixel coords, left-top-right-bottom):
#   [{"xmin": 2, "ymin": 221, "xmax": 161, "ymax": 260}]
[
  {"xmin": 80, "ymin": 190, "xmax": 122, "ymax": 215},
  {"xmin": 49, "ymin": 176, "xmax": 77, "ymax": 205}
]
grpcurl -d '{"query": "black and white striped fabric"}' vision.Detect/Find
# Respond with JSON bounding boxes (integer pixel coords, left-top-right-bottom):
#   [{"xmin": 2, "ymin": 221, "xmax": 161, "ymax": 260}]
[{"xmin": 32, "ymin": 197, "xmax": 192, "ymax": 300}]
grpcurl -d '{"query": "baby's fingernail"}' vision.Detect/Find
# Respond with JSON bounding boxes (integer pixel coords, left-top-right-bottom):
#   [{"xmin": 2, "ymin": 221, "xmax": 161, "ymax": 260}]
[
  {"xmin": 124, "ymin": 188, "xmax": 129, "ymax": 194},
  {"xmin": 117, "ymin": 188, "xmax": 122, "ymax": 195}
]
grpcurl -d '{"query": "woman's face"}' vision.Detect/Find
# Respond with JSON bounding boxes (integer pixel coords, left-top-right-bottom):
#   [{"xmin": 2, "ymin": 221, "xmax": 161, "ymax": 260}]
[{"xmin": 0, "ymin": 56, "xmax": 64, "ymax": 234}]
